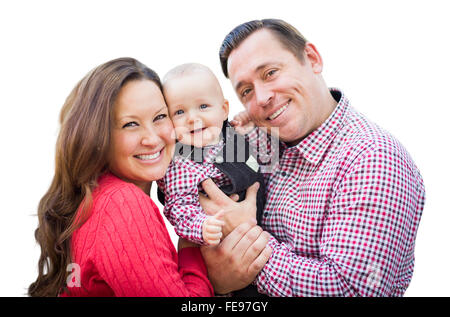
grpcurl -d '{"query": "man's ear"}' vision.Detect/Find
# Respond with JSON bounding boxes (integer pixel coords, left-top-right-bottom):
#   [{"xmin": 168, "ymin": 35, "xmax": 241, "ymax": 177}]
[
  {"xmin": 304, "ymin": 42, "xmax": 323, "ymax": 74},
  {"xmin": 222, "ymin": 99, "xmax": 230, "ymax": 120}
]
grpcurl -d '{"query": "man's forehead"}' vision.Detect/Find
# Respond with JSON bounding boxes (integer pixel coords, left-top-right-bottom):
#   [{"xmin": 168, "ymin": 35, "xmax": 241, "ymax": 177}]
[{"xmin": 227, "ymin": 30, "xmax": 287, "ymax": 85}]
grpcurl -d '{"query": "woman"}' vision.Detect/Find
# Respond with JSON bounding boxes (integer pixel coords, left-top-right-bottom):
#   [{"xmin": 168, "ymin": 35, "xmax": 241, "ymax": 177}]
[{"xmin": 28, "ymin": 57, "xmax": 214, "ymax": 296}]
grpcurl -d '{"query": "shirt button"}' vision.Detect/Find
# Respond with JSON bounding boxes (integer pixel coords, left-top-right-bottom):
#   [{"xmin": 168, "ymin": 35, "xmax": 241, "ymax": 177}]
[
  {"xmin": 264, "ymin": 212, "xmax": 269, "ymax": 217},
  {"xmin": 215, "ymin": 156, "xmax": 224, "ymax": 163}
]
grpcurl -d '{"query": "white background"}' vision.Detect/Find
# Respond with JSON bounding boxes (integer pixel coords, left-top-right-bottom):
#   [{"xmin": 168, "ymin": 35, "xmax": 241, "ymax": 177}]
[{"xmin": 1, "ymin": 0, "xmax": 449, "ymax": 297}]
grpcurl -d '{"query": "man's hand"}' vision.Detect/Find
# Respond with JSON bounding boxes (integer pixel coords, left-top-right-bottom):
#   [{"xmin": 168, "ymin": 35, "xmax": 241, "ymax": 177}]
[
  {"xmin": 201, "ymin": 220, "xmax": 272, "ymax": 294},
  {"xmin": 199, "ymin": 179, "xmax": 259, "ymax": 237}
]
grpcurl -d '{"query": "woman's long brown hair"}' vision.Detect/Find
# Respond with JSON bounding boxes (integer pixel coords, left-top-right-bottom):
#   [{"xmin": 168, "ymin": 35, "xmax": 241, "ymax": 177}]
[{"xmin": 28, "ymin": 57, "xmax": 162, "ymax": 296}]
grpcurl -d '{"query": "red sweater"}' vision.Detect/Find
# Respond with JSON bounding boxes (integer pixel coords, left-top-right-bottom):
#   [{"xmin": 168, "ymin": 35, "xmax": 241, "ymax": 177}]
[{"xmin": 62, "ymin": 172, "xmax": 213, "ymax": 297}]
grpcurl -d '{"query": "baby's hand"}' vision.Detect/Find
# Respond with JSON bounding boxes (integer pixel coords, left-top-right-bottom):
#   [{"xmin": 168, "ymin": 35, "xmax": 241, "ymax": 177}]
[
  {"xmin": 230, "ymin": 111, "xmax": 255, "ymax": 135},
  {"xmin": 202, "ymin": 210, "xmax": 225, "ymax": 246}
]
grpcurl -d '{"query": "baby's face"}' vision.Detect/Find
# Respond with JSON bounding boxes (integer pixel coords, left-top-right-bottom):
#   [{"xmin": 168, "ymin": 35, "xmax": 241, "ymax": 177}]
[{"xmin": 164, "ymin": 72, "xmax": 229, "ymax": 148}]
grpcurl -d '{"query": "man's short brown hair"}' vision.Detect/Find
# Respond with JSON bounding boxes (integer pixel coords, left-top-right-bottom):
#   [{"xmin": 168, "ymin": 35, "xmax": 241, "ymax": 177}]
[{"xmin": 219, "ymin": 19, "xmax": 308, "ymax": 78}]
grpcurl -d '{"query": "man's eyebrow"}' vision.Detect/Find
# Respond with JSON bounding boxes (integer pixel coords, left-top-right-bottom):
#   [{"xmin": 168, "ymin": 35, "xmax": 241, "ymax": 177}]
[{"xmin": 234, "ymin": 62, "xmax": 280, "ymax": 91}]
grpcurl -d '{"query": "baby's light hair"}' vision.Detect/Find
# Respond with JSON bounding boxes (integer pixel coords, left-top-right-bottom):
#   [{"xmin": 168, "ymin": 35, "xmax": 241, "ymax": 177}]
[
  {"xmin": 163, "ymin": 63, "xmax": 225, "ymax": 100},
  {"xmin": 163, "ymin": 63, "xmax": 214, "ymax": 83}
]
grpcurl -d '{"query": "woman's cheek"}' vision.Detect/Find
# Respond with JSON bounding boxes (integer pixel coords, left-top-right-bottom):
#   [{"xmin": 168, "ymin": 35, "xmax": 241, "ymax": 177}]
[{"xmin": 160, "ymin": 121, "xmax": 176, "ymax": 146}]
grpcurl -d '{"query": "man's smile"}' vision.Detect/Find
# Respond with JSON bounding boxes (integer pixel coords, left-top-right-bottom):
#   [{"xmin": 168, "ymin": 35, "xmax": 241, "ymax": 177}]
[{"xmin": 267, "ymin": 99, "xmax": 291, "ymax": 121}]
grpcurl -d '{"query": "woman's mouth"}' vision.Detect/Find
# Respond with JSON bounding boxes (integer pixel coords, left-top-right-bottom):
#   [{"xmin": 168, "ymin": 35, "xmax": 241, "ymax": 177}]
[
  {"xmin": 268, "ymin": 99, "xmax": 290, "ymax": 121},
  {"xmin": 134, "ymin": 150, "xmax": 162, "ymax": 161}
]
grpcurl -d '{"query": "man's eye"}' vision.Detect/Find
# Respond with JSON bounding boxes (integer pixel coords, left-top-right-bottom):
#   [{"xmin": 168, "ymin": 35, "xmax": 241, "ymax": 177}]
[
  {"xmin": 154, "ymin": 113, "xmax": 167, "ymax": 122},
  {"xmin": 123, "ymin": 121, "xmax": 138, "ymax": 128},
  {"xmin": 200, "ymin": 104, "xmax": 208, "ymax": 109},
  {"xmin": 242, "ymin": 88, "xmax": 251, "ymax": 98},
  {"xmin": 174, "ymin": 109, "xmax": 184, "ymax": 116},
  {"xmin": 266, "ymin": 69, "xmax": 277, "ymax": 78}
]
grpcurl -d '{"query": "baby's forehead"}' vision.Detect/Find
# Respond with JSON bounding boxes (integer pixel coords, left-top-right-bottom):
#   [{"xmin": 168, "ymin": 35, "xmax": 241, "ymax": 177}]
[
  {"xmin": 165, "ymin": 67, "xmax": 217, "ymax": 87},
  {"xmin": 164, "ymin": 63, "xmax": 214, "ymax": 81},
  {"xmin": 164, "ymin": 69, "xmax": 223, "ymax": 99}
]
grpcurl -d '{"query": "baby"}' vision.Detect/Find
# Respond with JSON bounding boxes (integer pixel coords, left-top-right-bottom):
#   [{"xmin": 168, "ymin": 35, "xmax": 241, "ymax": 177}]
[{"xmin": 157, "ymin": 63, "xmax": 266, "ymax": 246}]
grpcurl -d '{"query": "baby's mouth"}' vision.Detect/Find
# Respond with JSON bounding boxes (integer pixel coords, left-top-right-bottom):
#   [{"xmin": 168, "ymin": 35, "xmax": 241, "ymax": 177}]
[{"xmin": 190, "ymin": 127, "xmax": 207, "ymax": 134}]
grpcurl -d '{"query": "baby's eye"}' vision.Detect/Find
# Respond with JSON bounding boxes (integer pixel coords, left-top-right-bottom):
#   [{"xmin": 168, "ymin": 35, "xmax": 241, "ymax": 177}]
[
  {"xmin": 174, "ymin": 109, "xmax": 184, "ymax": 116},
  {"xmin": 199, "ymin": 104, "xmax": 209, "ymax": 109},
  {"xmin": 122, "ymin": 121, "xmax": 138, "ymax": 128}
]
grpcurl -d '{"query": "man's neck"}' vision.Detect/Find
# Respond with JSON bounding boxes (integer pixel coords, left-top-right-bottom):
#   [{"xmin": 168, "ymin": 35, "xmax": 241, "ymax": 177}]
[{"xmin": 286, "ymin": 88, "xmax": 338, "ymax": 147}]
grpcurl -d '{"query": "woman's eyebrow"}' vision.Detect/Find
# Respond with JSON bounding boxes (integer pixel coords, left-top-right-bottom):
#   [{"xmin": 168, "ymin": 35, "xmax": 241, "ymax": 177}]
[
  {"xmin": 118, "ymin": 105, "xmax": 167, "ymax": 120},
  {"xmin": 155, "ymin": 105, "xmax": 167, "ymax": 113},
  {"xmin": 117, "ymin": 114, "xmax": 137, "ymax": 121}
]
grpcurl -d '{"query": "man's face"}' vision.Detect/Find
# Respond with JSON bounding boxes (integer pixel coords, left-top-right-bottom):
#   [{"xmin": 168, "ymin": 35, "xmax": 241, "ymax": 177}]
[{"xmin": 227, "ymin": 29, "xmax": 324, "ymax": 146}]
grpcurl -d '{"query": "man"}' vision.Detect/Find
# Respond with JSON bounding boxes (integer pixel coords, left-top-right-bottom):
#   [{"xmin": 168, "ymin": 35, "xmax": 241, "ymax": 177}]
[{"xmin": 200, "ymin": 19, "xmax": 425, "ymax": 296}]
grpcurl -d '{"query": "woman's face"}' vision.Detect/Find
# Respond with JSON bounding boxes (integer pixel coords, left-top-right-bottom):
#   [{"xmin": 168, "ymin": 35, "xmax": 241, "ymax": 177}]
[{"xmin": 108, "ymin": 79, "xmax": 175, "ymax": 192}]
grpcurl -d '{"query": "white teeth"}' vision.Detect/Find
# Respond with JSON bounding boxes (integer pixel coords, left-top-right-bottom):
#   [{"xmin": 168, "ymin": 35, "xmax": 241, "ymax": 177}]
[
  {"xmin": 269, "ymin": 102, "xmax": 289, "ymax": 120},
  {"xmin": 136, "ymin": 151, "xmax": 161, "ymax": 160}
]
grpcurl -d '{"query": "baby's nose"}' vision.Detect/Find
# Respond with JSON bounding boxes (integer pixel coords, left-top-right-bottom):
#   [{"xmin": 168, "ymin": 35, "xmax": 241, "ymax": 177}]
[{"xmin": 187, "ymin": 113, "xmax": 201, "ymax": 124}]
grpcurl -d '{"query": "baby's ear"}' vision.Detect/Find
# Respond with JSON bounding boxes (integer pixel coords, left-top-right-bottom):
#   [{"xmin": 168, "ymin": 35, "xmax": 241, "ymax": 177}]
[{"xmin": 222, "ymin": 99, "xmax": 230, "ymax": 119}]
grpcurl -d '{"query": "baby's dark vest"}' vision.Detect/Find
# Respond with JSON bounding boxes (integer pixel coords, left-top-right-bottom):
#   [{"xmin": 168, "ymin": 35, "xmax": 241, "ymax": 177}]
[{"xmin": 157, "ymin": 122, "xmax": 266, "ymax": 224}]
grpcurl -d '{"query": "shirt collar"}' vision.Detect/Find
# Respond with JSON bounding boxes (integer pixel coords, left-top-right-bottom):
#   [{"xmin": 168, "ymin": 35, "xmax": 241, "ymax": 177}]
[{"xmin": 284, "ymin": 88, "xmax": 349, "ymax": 164}]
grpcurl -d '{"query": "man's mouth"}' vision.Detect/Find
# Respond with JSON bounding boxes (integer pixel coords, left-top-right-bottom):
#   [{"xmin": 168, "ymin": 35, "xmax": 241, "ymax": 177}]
[
  {"xmin": 268, "ymin": 99, "xmax": 290, "ymax": 121},
  {"xmin": 134, "ymin": 150, "xmax": 161, "ymax": 160}
]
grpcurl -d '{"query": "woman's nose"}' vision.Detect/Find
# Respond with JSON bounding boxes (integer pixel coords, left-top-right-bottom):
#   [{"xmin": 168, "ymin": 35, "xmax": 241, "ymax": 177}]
[{"xmin": 140, "ymin": 127, "xmax": 160, "ymax": 146}]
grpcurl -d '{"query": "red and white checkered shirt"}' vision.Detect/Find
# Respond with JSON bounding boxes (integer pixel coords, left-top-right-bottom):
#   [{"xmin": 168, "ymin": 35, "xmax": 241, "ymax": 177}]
[
  {"xmin": 251, "ymin": 88, "xmax": 425, "ymax": 296},
  {"xmin": 157, "ymin": 140, "xmax": 231, "ymax": 245}
]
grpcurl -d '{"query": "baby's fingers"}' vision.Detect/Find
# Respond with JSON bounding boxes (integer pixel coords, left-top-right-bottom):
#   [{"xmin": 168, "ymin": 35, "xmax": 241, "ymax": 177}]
[
  {"xmin": 205, "ymin": 223, "xmax": 223, "ymax": 234},
  {"xmin": 204, "ymin": 232, "xmax": 223, "ymax": 246}
]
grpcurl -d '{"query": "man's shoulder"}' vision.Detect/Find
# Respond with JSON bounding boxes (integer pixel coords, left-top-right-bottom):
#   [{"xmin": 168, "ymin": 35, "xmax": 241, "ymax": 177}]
[
  {"xmin": 340, "ymin": 107, "xmax": 400, "ymax": 149},
  {"xmin": 335, "ymin": 107, "xmax": 419, "ymax": 174}
]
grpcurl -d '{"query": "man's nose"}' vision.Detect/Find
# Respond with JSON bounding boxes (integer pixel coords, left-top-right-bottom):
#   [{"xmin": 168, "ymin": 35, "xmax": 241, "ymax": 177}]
[{"xmin": 254, "ymin": 84, "xmax": 273, "ymax": 108}]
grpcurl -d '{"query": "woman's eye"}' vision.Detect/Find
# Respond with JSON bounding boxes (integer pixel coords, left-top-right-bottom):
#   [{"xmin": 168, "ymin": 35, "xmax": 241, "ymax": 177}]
[
  {"xmin": 122, "ymin": 121, "xmax": 138, "ymax": 128},
  {"xmin": 200, "ymin": 104, "xmax": 208, "ymax": 109},
  {"xmin": 154, "ymin": 113, "xmax": 168, "ymax": 122}
]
